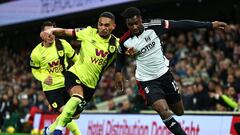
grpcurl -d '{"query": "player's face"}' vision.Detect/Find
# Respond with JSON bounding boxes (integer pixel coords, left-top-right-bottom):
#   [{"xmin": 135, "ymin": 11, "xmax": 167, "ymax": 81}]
[
  {"xmin": 126, "ymin": 15, "xmax": 143, "ymax": 35},
  {"xmin": 98, "ymin": 17, "xmax": 116, "ymax": 38},
  {"xmin": 43, "ymin": 26, "xmax": 55, "ymax": 44}
]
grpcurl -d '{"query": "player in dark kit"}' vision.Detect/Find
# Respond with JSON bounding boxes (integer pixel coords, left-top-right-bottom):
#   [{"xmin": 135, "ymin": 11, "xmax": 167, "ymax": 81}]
[{"xmin": 115, "ymin": 7, "xmax": 228, "ymax": 135}]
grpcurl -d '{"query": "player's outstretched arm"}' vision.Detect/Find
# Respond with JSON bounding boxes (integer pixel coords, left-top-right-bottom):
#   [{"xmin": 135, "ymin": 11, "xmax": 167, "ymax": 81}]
[
  {"xmin": 167, "ymin": 19, "xmax": 228, "ymax": 30},
  {"xmin": 40, "ymin": 28, "xmax": 74, "ymax": 41},
  {"xmin": 115, "ymin": 45, "xmax": 127, "ymax": 91}
]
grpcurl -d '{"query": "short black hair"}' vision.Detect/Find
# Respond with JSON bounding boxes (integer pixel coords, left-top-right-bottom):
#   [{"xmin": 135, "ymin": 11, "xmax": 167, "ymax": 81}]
[
  {"xmin": 99, "ymin": 12, "xmax": 115, "ymax": 22},
  {"xmin": 121, "ymin": 7, "xmax": 141, "ymax": 19},
  {"xmin": 41, "ymin": 21, "xmax": 56, "ymax": 31}
]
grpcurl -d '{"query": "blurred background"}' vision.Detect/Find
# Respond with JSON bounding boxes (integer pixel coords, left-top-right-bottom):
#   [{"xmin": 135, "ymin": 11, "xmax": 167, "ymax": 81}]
[{"xmin": 0, "ymin": 0, "xmax": 240, "ymax": 134}]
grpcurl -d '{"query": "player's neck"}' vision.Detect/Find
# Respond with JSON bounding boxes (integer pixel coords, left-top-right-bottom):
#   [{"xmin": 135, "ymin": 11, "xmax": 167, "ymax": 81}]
[
  {"xmin": 42, "ymin": 41, "xmax": 52, "ymax": 47},
  {"xmin": 99, "ymin": 34, "xmax": 110, "ymax": 39}
]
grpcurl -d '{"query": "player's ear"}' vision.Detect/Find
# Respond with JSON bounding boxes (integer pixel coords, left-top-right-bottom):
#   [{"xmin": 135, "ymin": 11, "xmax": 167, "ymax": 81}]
[
  {"xmin": 112, "ymin": 23, "xmax": 116, "ymax": 30},
  {"xmin": 139, "ymin": 16, "xmax": 143, "ymax": 23}
]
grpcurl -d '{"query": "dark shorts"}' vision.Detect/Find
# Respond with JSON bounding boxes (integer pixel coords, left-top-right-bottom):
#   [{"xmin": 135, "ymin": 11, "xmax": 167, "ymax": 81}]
[
  {"xmin": 137, "ymin": 70, "xmax": 181, "ymax": 106},
  {"xmin": 44, "ymin": 87, "xmax": 70, "ymax": 112},
  {"xmin": 64, "ymin": 71, "xmax": 95, "ymax": 104}
]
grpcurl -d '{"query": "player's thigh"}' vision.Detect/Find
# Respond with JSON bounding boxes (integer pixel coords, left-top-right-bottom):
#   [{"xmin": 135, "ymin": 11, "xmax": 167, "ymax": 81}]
[
  {"xmin": 64, "ymin": 71, "xmax": 84, "ymax": 96},
  {"xmin": 65, "ymin": 71, "xmax": 96, "ymax": 116},
  {"xmin": 44, "ymin": 87, "xmax": 67, "ymax": 112},
  {"xmin": 165, "ymin": 88, "xmax": 184, "ymax": 115},
  {"xmin": 138, "ymin": 79, "xmax": 165, "ymax": 106},
  {"xmin": 168, "ymin": 98, "xmax": 184, "ymax": 116},
  {"xmin": 152, "ymin": 99, "xmax": 172, "ymax": 119},
  {"xmin": 164, "ymin": 85, "xmax": 184, "ymax": 115},
  {"xmin": 160, "ymin": 71, "xmax": 184, "ymax": 115},
  {"xmin": 64, "ymin": 71, "xmax": 95, "ymax": 101}
]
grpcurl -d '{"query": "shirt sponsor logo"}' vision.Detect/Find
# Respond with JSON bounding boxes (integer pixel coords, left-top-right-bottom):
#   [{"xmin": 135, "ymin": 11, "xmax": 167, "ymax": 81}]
[
  {"xmin": 137, "ymin": 41, "xmax": 156, "ymax": 55},
  {"xmin": 48, "ymin": 60, "xmax": 59, "ymax": 67},
  {"xmin": 48, "ymin": 60, "xmax": 63, "ymax": 73},
  {"xmin": 91, "ymin": 49, "xmax": 108, "ymax": 65},
  {"xmin": 95, "ymin": 49, "xmax": 109, "ymax": 58},
  {"xmin": 137, "ymin": 36, "xmax": 156, "ymax": 55}
]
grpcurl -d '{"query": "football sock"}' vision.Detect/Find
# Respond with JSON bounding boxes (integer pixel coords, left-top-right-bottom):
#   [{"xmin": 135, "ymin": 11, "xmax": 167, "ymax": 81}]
[{"xmin": 163, "ymin": 116, "xmax": 187, "ymax": 135}]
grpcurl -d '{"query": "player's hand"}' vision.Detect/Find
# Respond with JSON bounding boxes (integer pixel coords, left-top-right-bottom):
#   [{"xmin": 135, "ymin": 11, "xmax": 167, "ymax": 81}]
[
  {"xmin": 115, "ymin": 72, "xmax": 124, "ymax": 91},
  {"xmin": 44, "ymin": 76, "xmax": 53, "ymax": 85},
  {"xmin": 212, "ymin": 21, "xmax": 228, "ymax": 30},
  {"xmin": 40, "ymin": 29, "xmax": 53, "ymax": 41},
  {"xmin": 209, "ymin": 92, "xmax": 220, "ymax": 99},
  {"xmin": 125, "ymin": 47, "xmax": 136, "ymax": 56}
]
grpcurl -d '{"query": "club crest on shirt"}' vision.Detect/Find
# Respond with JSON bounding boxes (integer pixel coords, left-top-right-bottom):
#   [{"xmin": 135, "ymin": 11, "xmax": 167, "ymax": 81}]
[
  {"xmin": 52, "ymin": 102, "xmax": 58, "ymax": 108},
  {"xmin": 58, "ymin": 50, "xmax": 64, "ymax": 57},
  {"xmin": 144, "ymin": 87, "xmax": 150, "ymax": 94},
  {"xmin": 109, "ymin": 45, "xmax": 116, "ymax": 53}
]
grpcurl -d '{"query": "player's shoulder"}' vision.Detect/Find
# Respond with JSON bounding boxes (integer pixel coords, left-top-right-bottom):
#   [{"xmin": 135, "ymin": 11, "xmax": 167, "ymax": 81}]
[
  {"xmin": 84, "ymin": 26, "xmax": 97, "ymax": 33},
  {"xmin": 57, "ymin": 39, "xmax": 72, "ymax": 48},
  {"xmin": 111, "ymin": 34, "xmax": 119, "ymax": 41},
  {"xmin": 58, "ymin": 38, "xmax": 67, "ymax": 42},
  {"xmin": 110, "ymin": 34, "xmax": 119, "ymax": 46},
  {"xmin": 120, "ymin": 31, "xmax": 131, "ymax": 44},
  {"xmin": 76, "ymin": 26, "xmax": 97, "ymax": 37},
  {"xmin": 30, "ymin": 43, "xmax": 43, "ymax": 60},
  {"xmin": 31, "ymin": 42, "xmax": 42, "ymax": 54},
  {"xmin": 58, "ymin": 39, "xmax": 69, "ymax": 45}
]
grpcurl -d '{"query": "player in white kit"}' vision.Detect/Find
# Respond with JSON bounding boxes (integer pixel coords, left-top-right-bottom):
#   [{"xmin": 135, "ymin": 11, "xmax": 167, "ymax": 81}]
[{"xmin": 115, "ymin": 7, "xmax": 228, "ymax": 135}]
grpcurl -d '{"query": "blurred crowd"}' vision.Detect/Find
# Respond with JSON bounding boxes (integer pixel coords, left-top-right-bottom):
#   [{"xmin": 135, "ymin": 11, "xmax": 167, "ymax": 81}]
[{"xmin": 0, "ymin": 24, "xmax": 240, "ymax": 132}]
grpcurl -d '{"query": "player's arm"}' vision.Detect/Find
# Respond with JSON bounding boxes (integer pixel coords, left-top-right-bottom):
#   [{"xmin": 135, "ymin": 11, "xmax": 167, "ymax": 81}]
[
  {"xmin": 48, "ymin": 28, "xmax": 74, "ymax": 37},
  {"xmin": 115, "ymin": 37, "xmax": 128, "ymax": 91},
  {"xmin": 210, "ymin": 92, "xmax": 238, "ymax": 110},
  {"xmin": 147, "ymin": 19, "xmax": 227, "ymax": 35},
  {"xmin": 30, "ymin": 53, "xmax": 45, "ymax": 82},
  {"xmin": 31, "ymin": 69, "xmax": 45, "ymax": 82},
  {"xmin": 115, "ymin": 47, "xmax": 126, "ymax": 73},
  {"xmin": 40, "ymin": 28, "xmax": 76, "ymax": 41},
  {"xmin": 219, "ymin": 94, "xmax": 238, "ymax": 110},
  {"xmin": 69, "ymin": 51, "xmax": 78, "ymax": 63},
  {"xmin": 166, "ymin": 20, "xmax": 227, "ymax": 30},
  {"xmin": 30, "ymin": 52, "xmax": 53, "ymax": 85}
]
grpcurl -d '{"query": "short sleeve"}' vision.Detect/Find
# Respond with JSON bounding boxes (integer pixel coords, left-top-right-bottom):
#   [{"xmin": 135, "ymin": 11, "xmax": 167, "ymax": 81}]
[{"xmin": 30, "ymin": 50, "xmax": 40, "ymax": 69}]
